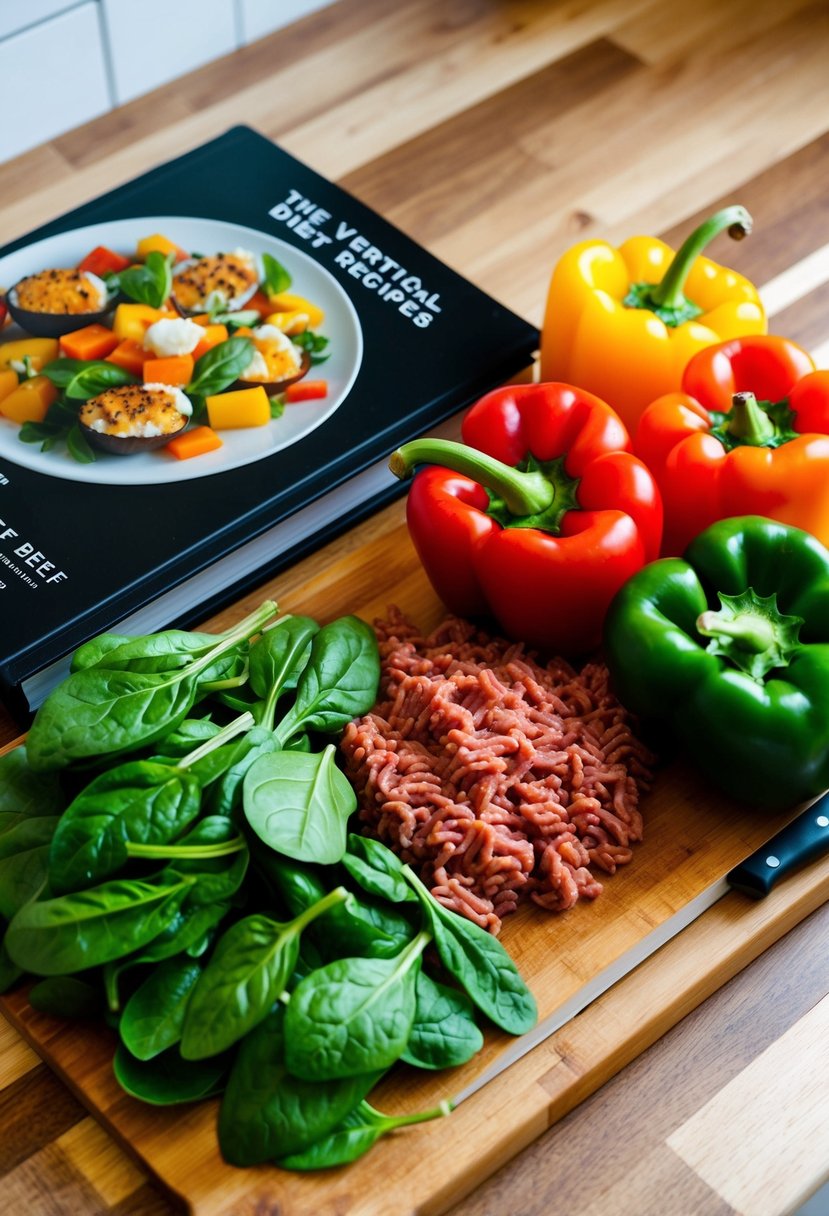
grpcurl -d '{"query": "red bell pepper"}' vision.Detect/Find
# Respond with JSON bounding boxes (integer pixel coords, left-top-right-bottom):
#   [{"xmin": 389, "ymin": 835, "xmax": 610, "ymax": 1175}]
[
  {"xmin": 390, "ymin": 383, "xmax": 662, "ymax": 655},
  {"xmin": 284, "ymin": 379, "xmax": 328, "ymax": 403},
  {"xmin": 635, "ymin": 334, "xmax": 829, "ymax": 554},
  {"xmin": 77, "ymin": 245, "xmax": 132, "ymax": 277}
]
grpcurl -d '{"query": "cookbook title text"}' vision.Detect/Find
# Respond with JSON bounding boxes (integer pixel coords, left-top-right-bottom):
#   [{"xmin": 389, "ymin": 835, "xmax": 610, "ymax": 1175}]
[{"xmin": 269, "ymin": 189, "xmax": 441, "ymax": 329}]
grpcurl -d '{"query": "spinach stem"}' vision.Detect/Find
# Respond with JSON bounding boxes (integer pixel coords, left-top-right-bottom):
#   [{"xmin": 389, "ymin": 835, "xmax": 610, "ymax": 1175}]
[
  {"xmin": 126, "ymin": 836, "xmax": 246, "ymax": 860},
  {"xmin": 374, "ymin": 1097, "xmax": 455, "ymax": 1129},
  {"xmin": 178, "ymin": 711, "xmax": 255, "ymax": 770}
]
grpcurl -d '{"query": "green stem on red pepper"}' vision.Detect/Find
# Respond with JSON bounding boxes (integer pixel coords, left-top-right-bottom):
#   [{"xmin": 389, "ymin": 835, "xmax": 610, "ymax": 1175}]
[
  {"xmin": 623, "ymin": 205, "xmax": 753, "ymax": 326},
  {"xmin": 724, "ymin": 391, "xmax": 776, "ymax": 445},
  {"xmin": 390, "ymin": 437, "xmax": 580, "ymax": 533}
]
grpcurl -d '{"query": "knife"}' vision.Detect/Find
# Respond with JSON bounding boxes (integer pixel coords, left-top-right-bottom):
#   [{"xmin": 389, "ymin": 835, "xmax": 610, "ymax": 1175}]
[{"xmin": 452, "ymin": 790, "xmax": 829, "ymax": 1105}]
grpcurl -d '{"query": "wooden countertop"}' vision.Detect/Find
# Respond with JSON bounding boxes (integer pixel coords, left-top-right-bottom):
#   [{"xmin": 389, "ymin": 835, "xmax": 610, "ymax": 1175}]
[{"xmin": 2, "ymin": 1, "xmax": 828, "ymax": 1212}]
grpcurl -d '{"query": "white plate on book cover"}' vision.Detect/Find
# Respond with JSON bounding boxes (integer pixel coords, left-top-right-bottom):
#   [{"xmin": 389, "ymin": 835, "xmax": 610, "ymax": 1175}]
[{"xmin": 0, "ymin": 217, "xmax": 363, "ymax": 485}]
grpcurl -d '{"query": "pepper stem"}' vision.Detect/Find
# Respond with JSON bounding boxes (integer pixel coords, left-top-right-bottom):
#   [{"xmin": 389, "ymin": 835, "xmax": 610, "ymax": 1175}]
[
  {"xmin": 725, "ymin": 391, "xmax": 776, "ymax": 445},
  {"xmin": 390, "ymin": 437, "xmax": 555, "ymax": 516},
  {"xmin": 696, "ymin": 588, "xmax": 803, "ymax": 681},
  {"xmin": 650, "ymin": 205, "xmax": 752, "ymax": 310}
]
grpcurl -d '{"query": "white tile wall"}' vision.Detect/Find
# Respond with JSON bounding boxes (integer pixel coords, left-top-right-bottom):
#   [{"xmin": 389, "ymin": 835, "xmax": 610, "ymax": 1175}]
[
  {"xmin": 0, "ymin": 0, "xmax": 336, "ymax": 160},
  {"xmin": 101, "ymin": 0, "xmax": 240, "ymax": 105},
  {"xmin": 0, "ymin": 3, "xmax": 111, "ymax": 162}
]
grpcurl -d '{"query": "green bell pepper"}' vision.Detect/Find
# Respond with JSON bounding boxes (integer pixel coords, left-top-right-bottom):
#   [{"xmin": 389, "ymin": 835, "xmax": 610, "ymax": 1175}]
[{"xmin": 603, "ymin": 515, "xmax": 829, "ymax": 809}]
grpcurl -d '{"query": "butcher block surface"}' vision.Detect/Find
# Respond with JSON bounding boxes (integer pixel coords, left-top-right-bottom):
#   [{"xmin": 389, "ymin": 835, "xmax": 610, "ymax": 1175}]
[{"xmin": 2, "ymin": 513, "xmax": 829, "ymax": 1216}]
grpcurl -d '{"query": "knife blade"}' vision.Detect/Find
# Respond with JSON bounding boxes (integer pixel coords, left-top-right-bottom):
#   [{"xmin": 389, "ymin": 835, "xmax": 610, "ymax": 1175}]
[{"xmin": 452, "ymin": 790, "xmax": 829, "ymax": 1106}]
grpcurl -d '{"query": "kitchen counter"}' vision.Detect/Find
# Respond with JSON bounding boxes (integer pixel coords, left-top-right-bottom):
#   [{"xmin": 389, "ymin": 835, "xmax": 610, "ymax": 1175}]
[{"xmin": 1, "ymin": 1, "xmax": 828, "ymax": 1212}]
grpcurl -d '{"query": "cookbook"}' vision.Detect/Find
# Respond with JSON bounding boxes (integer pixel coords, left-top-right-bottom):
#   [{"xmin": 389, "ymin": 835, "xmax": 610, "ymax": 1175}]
[{"xmin": 0, "ymin": 126, "xmax": 538, "ymax": 721}]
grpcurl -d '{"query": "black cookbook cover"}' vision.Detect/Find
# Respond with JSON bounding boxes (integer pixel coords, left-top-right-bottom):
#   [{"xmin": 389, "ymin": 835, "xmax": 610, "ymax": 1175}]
[{"xmin": 0, "ymin": 126, "xmax": 538, "ymax": 721}]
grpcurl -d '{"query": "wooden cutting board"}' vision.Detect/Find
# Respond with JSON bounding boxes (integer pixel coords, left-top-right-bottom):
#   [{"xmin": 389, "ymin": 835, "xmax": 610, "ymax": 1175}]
[{"xmin": 2, "ymin": 500, "xmax": 828, "ymax": 1216}]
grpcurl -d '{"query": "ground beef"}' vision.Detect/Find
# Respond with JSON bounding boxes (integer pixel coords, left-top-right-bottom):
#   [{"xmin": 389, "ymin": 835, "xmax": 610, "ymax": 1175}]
[{"xmin": 340, "ymin": 608, "xmax": 655, "ymax": 934}]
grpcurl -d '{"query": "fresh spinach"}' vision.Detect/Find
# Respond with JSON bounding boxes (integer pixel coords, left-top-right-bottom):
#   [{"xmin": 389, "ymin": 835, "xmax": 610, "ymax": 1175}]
[
  {"xmin": 114, "ymin": 1042, "xmax": 231, "ymax": 1105},
  {"xmin": 276, "ymin": 1098, "xmax": 452, "ymax": 1170},
  {"xmin": 120, "ymin": 956, "xmax": 202, "ymax": 1060},
  {"xmin": 218, "ymin": 1006, "xmax": 381, "ymax": 1166},
  {"xmin": 0, "ymin": 933, "xmax": 22, "ymax": 994},
  {"xmin": 5, "ymin": 871, "xmax": 196, "ymax": 975},
  {"xmin": 343, "ymin": 833, "xmax": 419, "ymax": 906},
  {"xmin": 401, "ymin": 970, "xmax": 483, "ymax": 1070},
  {"xmin": 41, "ymin": 358, "xmax": 137, "ymax": 400},
  {"xmin": 284, "ymin": 930, "xmax": 428, "ymax": 1080},
  {"xmin": 273, "ymin": 616, "xmax": 380, "ymax": 745},
  {"xmin": 403, "ymin": 865, "xmax": 537, "ymax": 1035},
  {"xmin": 186, "ymin": 336, "xmax": 253, "ymax": 398},
  {"xmin": 180, "ymin": 886, "xmax": 348, "ymax": 1059},
  {"xmin": 249, "ymin": 614, "xmax": 319, "ymax": 727},
  {"xmin": 206, "ymin": 725, "xmax": 280, "ymax": 818},
  {"xmin": 243, "ymin": 744, "xmax": 356, "ymax": 865},
  {"xmin": 261, "ymin": 252, "xmax": 292, "ymax": 297},
  {"xmin": 0, "ymin": 747, "xmax": 64, "ymax": 919},
  {"xmin": 115, "ymin": 250, "xmax": 173, "ymax": 309},
  {"xmin": 26, "ymin": 600, "xmax": 278, "ymax": 769},
  {"xmin": 164, "ymin": 817, "xmax": 249, "ymax": 907},
  {"xmin": 48, "ymin": 761, "xmax": 203, "ymax": 893}
]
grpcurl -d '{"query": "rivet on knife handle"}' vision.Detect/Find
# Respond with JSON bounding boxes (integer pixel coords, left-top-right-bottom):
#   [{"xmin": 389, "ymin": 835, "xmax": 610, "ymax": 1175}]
[{"xmin": 726, "ymin": 791, "xmax": 829, "ymax": 899}]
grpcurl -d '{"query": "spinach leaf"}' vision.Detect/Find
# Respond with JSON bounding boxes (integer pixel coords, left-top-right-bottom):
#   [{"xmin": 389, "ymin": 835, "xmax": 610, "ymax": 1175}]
[
  {"xmin": 26, "ymin": 600, "xmax": 277, "ymax": 770},
  {"xmin": 164, "ymin": 817, "xmax": 248, "ymax": 906},
  {"xmin": 4, "ymin": 871, "xmax": 196, "ymax": 975},
  {"xmin": 0, "ymin": 747, "xmax": 64, "ymax": 919},
  {"xmin": 65, "ymin": 422, "xmax": 96, "ymax": 463},
  {"xmin": 317, "ymin": 892, "xmax": 415, "ymax": 961},
  {"xmin": 180, "ymin": 886, "xmax": 347, "ymax": 1059},
  {"xmin": 403, "ymin": 866, "xmax": 537, "ymax": 1035},
  {"xmin": 29, "ymin": 976, "xmax": 103, "ymax": 1020},
  {"xmin": 218, "ymin": 1006, "xmax": 381, "ymax": 1166},
  {"xmin": 276, "ymin": 1098, "xmax": 452, "ymax": 1170},
  {"xmin": 153, "ymin": 718, "xmax": 221, "ymax": 758},
  {"xmin": 343, "ymin": 833, "xmax": 419, "ymax": 905},
  {"xmin": 252, "ymin": 851, "xmax": 415, "ymax": 959},
  {"xmin": 273, "ymin": 616, "xmax": 380, "ymax": 745},
  {"xmin": 103, "ymin": 900, "xmax": 229, "ymax": 1008},
  {"xmin": 186, "ymin": 336, "xmax": 253, "ymax": 397},
  {"xmin": 120, "ymin": 956, "xmax": 202, "ymax": 1059},
  {"xmin": 249, "ymin": 848, "xmax": 326, "ymax": 917},
  {"xmin": 0, "ymin": 932, "xmax": 23, "ymax": 994},
  {"xmin": 291, "ymin": 330, "xmax": 330, "ymax": 365},
  {"xmin": 114, "ymin": 1042, "xmax": 230, "ymax": 1105},
  {"xmin": 401, "ymin": 970, "xmax": 483, "ymax": 1069},
  {"xmin": 41, "ymin": 357, "xmax": 138, "ymax": 400},
  {"xmin": 71, "ymin": 629, "xmax": 224, "ymax": 674},
  {"xmin": 261, "ymin": 252, "xmax": 292, "ymax": 297},
  {"xmin": 116, "ymin": 251, "xmax": 173, "ymax": 309},
  {"xmin": 48, "ymin": 761, "xmax": 203, "ymax": 893},
  {"xmin": 206, "ymin": 725, "xmax": 280, "ymax": 818},
  {"xmin": 284, "ymin": 931, "xmax": 428, "ymax": 1080},
  {"xmin": 249, "ymin": 614, "xmax": 319, "ymax": 727},
  {"xmin": 243, "ymin": 744, "xmax": 356, "ymax": 865}
]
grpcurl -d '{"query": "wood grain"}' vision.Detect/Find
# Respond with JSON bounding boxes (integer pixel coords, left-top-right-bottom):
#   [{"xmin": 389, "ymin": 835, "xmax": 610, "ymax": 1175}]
[{"xmin": 1, "ymin": 0, "xmax": 829, "ymax": 1213}]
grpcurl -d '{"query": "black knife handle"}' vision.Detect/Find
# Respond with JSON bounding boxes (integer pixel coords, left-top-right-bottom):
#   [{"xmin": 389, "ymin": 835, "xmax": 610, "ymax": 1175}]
[{"xmin": 727, "ymin": 791, "xmax": 829, "ymax": 898}]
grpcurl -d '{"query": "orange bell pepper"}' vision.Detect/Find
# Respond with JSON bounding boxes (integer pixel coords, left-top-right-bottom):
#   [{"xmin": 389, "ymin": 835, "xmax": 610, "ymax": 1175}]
[
  {"xmin": 59, "ymin": 323, "xmax": 119, "ymax": 362},
  {"xmin": 540, "ymin": 206, "xmax": 766, "ymax": 434},
  {"xmin": 634, "ymin": 334, "xmax": 829, "ymax": 554}
]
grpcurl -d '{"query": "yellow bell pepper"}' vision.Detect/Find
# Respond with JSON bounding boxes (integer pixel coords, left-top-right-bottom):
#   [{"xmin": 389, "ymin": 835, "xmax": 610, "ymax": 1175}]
[{"xmin": 540, "ymin": 206, "xmax": 766, "ymax": 434}]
